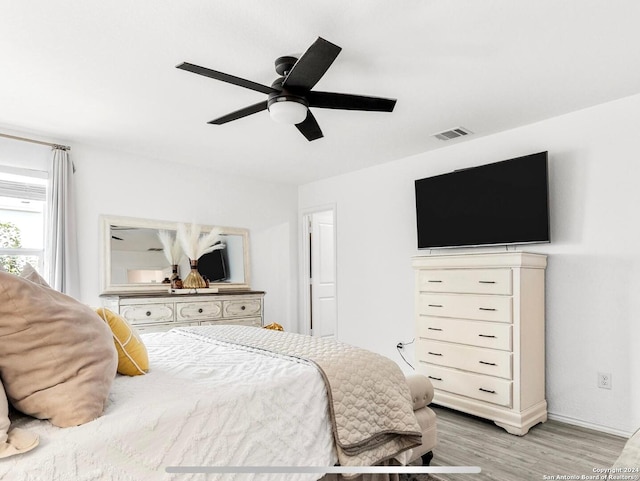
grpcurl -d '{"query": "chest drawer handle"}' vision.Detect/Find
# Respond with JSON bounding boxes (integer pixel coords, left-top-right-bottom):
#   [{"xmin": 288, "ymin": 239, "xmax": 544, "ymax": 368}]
[
  {"xmin": 427, "ymin": 352, "xmax": 443, "ymax": 357},
  {"xmin": 428, "ymin": 304, "xmax": 443, "ymax": 308},
  {"xmin": 478, "ymin": 334, "xmax": 496, "ymax": 338},
  {"xmin": 198, "ymin": 308, "xmax": 203, "ymax": 313},
  {"xmin": 427, "ymin": 280, "xmax": 442, "ymax": 283},
  {"xmin": 428, "ymin": 376, "xmax": 442, "ymax": 381},
  {"xmin": 479, "ymin": 388, "xmax": 497, "ymax": 394},
  {"xmin": 428, "ymin": 327, "xmax": 443, "ymax": 331},
  {"xmin": 479, "ymin": 307, "xmax": 497, "ymax": 311},
  {"xmin": 145, "ymin": 311, "xmax": 151, "ymax": 317},
  {"xmin": 241, "ymin": 305, "xmax": 246, "ymax": 310},
  {"xmin": 478, "ymin": 280, "xmax": 496, "ymax": 284},
  {"xmin": 479, "ymin": 361, "xmax": 497, "ymax": 366}
]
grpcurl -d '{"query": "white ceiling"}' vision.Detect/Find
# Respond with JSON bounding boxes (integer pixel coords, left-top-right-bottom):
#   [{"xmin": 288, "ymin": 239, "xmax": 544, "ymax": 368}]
[{"xmin": 2, "ymin": 1, "xmax": 640, "ymax": 185}]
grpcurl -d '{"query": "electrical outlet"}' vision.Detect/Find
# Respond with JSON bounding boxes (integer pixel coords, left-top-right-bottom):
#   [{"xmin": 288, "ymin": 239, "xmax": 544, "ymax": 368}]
[{"xmin": 598, "ymin": 372, "xmax": 612, "ymax": 390}]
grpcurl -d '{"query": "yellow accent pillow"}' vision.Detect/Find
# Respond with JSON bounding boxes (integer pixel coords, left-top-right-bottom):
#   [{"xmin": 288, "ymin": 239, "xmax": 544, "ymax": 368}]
[{"xmin": 95, "ymin": 308, "xmax": 149, "ymax": 376}]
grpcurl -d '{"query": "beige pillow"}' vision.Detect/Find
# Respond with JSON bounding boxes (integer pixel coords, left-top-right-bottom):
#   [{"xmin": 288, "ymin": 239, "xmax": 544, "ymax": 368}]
[
  {"xmin": 0, "ymin": 271, "xmax": 118, "ymax": 427},
  {"xmin": 19, "ymin": 264, "xmax": 49, "ymax": 287},
  {"xmin": 0, "ymin": 380, "xmax": 39, "ymax": 458}
]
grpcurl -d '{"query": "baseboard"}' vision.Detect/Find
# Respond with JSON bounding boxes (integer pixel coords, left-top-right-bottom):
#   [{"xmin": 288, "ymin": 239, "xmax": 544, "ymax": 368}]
[{"xmin": 548, "ymin": 412, "xmax": 632, "ymax": 438}]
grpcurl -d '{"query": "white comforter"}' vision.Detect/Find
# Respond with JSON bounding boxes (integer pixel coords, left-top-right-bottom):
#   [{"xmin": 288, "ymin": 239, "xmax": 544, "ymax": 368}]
[{"xmin": 0, "ymin": 329, "xmax": 337, "ymax": 481}]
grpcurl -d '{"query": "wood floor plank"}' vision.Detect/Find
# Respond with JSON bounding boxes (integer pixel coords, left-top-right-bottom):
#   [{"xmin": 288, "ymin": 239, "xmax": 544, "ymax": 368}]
[{"xmin": 405, "ymin": 405, "xmax": 628, "ymax": 481}]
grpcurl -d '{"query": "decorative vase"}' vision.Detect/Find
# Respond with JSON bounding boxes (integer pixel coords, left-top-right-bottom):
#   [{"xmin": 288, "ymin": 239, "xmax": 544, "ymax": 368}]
[
  {"xmin": 182, "ymin": 259, "xmax": 206, "ymax": 289},
  {"xmin": 170, "ymin": 264, "xmax": 179, "ymax": 280}
]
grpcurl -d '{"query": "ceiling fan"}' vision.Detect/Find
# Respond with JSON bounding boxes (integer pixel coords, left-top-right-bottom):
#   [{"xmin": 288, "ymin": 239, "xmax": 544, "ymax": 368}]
[{"xmin": 176, "ymin": 37, "xmax": 397, "ymax": 141}]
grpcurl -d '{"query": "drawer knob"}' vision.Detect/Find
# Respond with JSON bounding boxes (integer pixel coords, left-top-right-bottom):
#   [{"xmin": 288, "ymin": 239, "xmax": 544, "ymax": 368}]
[
  {"xmin": 427, "ymin": 327, "xmax": 443, "ymax": 331},
  {"xmin": 427, "ymin": 280, "xmax": 442, "ymax": 283},
  {"xmin": 428, "ymin": 304, "xmax": 443, "ymax": 308},
  {"xmin": 479, "ymin": 307, "xmax": 497, "ymax": 311},
  {"xmin": 145, "ymin": 311, "xmax": 151, "ymax": 317},
  {"xmin": 241, "ymin": 305, "xmax": 246, "ymax": 310},
  {"xmin": 198, "ymin": 308, "xmax": 203, "ymax": 313},
  {"xmin": 479, "ymin": 388, "xmax": 497, "ymax": 394},
  {"xmin": 479, "ymin": 361, "xmax": 497, "ymax": 366},
  {"xmin": 478, "ymin": 280, "xmax": 496, "ymax": 284},
  {"xmin": 427, "ymin": 352, "xmax": 443, "ymax": 357},
  {"xmin": 428, "ymin": 376, "xmax": 442, "ymax": 381},
  {"xmin": 478, "ymin": 334, "xmax": 497, "ymax": 338}
]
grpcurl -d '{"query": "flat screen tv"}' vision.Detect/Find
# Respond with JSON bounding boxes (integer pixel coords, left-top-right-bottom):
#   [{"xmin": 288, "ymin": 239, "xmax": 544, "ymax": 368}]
[
  {"xmin": 415, "ymin": 151, "xmax": 550, "ymax": 249},
  {"xmin": 197, "ymin": 246, "xmax": 228, "ymax": 282}
]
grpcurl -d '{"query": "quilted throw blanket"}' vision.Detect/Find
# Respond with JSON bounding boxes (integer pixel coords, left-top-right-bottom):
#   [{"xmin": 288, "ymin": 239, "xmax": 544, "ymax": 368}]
[{"xmin": 178, "ymin": 325, "xmax": 422, "ymax": 467}]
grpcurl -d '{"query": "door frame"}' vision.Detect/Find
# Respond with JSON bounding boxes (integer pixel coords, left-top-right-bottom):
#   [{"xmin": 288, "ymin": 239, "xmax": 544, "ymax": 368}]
[{"xmin": 299, "ymin": 204, "xmax": 337, "ymax": 337}]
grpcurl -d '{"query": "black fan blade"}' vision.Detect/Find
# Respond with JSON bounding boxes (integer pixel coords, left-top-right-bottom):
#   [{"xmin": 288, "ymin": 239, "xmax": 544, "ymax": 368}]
[
  {"xmin": 177, "ymin": 62, "xmax": 278, "ymax": 95},
  {"xmin": 282, "ymin": 38, "xmax": 342, "ymax": 92},
  {"xmin": 295, "ymin": 111, "xmax": 324, "ymax": 141},
  {"xmin": 307, "ymin": 91, "xmax": 397, "ymax": 112},
  {"xmin": 208, "ymin": 101, "xmax": 268, "ymax": 125}
]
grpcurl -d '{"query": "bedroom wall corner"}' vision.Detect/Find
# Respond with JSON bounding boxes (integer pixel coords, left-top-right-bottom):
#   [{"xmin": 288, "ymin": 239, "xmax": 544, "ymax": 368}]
[{"xmin": 298, "ymin": 92, "xmax": 640, "ymax": 436}]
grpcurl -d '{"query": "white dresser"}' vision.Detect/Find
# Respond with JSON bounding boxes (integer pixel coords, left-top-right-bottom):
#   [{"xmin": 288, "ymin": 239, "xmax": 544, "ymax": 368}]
[
  {"xmin": 101, "ymin": 290, "xmax": 264, "ymax": 334},
  {"xmin": 413, "ymin": 252, "xmax": 547, "ymax": 435}
]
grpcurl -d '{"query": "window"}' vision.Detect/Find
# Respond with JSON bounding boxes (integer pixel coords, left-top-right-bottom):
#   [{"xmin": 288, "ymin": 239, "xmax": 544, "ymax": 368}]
[{"xmin": 0, "ymin": 167, "xmax": 47, "ymax": 275}]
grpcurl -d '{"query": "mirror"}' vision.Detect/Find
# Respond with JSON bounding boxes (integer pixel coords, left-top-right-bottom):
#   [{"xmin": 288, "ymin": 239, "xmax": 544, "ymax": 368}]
[{"xmin": 100, "ymin": 215, "xmax": 251, "ymax": 293}]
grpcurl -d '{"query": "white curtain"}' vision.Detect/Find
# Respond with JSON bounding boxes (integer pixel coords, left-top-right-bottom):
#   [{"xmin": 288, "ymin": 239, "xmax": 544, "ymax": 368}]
[{"xmin": 45, "ymin": 147, "xmax": 79, "ymax": 298}]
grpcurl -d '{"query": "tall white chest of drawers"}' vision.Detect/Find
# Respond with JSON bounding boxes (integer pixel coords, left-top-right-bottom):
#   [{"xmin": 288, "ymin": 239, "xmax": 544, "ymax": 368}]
[
  {"xmin": 101, "ymin": 291, "xmax": 264, "ymax": 334},
  {"xmin": 413, "ymin": 252, "xmax": 547, "ymax": 435}
]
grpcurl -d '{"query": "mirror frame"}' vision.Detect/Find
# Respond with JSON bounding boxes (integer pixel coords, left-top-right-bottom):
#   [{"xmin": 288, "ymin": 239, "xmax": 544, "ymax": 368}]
[{"xmin": 100, "ymin": 215, "xmax": 251, "ymax": 294}]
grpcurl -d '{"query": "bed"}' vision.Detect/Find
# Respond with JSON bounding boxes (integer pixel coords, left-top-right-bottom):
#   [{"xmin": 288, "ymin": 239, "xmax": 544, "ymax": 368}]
[
  {"xmin": 2, "ymin": 326, "xmax": 344, "ymax": 480},
  {"xmin": 0, "ymin": 266, "xmax": 430, "ymax": 481}
]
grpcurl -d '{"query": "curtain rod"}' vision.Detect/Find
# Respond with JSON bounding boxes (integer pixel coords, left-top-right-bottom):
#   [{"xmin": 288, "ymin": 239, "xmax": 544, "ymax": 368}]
[{"xmin": 0, "ymin": 132, "xmax": 71, "ymax": 151}]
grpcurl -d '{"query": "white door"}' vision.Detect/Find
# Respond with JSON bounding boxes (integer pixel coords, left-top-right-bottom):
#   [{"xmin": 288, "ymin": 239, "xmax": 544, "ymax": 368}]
[{"xmin": 309, "ymin": 210, "xmax": 336, "ymax": 338}]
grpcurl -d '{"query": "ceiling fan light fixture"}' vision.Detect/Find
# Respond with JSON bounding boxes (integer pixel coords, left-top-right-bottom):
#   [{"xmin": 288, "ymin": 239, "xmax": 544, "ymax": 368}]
[{"xmin": 268, "ymin": 97, "xmax": 308, "ymax": 124}]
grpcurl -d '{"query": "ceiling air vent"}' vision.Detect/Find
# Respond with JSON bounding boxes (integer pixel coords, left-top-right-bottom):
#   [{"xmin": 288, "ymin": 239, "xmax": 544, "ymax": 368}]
[{"xmin": 433, "ymin": 127, "xmax": 473, "ymax": 141}]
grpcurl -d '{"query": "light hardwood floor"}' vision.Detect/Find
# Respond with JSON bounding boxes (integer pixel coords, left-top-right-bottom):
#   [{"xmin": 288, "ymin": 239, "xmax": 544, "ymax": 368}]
[{"xmin": 416, "ymin": 405, "xmax": 627, "ymax": 481}]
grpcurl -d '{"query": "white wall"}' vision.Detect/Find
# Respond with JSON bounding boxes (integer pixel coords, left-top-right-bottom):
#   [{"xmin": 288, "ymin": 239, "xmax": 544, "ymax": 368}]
[
  {"xmin": 71, "ymin": 143, "xmax": 299, "ymax": 330},
  {"xmin": 299, "ymin": 93, "xmax": 640, "ymax": 435},
  {"xmin": 0, "ymin": 132, "xmax": 50, "ymax": 172}
]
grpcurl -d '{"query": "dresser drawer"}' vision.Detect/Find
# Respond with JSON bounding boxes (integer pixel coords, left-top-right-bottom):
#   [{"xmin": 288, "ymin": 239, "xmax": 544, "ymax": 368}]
[
  {"xmin": 120, "ymin": 303, "xmax": 174, "ymax": 325},
  {"xmin": 419, "ymin": 269, "xmax": 512, "ymax": 295},
  {"xmin": 176, "ymin": 301, "xmax": 222, "ymax": 321},
  {"xmin": 223, "ymin": 299, "xmax": 262, "ymax": 318},
  {"xmin": 419, "ymin": 293, "xmax": 512, "ymax": 323},
  {"xmin": 417, "ymin": 339, "xmax": 512, "ymax": 379},
  {"xmin": 417, "ymin": 317, "xmax": 512, "ymax": 351},
  {"xmin": 421, "ymin": 364, "xmax": 513, "ymax": 407}
]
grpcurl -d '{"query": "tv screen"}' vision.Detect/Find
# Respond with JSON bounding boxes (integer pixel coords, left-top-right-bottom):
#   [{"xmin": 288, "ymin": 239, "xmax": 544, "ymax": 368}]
[
  {"xmin": 415, "ymin": 151, "xmax": 550, "ymax": 249},
  {"xmin": 197, "ymin": 247, "xmax": 228, "ymax": 282}
]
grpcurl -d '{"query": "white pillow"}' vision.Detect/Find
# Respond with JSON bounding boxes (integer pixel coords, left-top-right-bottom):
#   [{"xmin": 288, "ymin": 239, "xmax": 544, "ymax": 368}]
[{"xmin": 0, "ymin": 380, "xmax": 39, "ymax": 459}]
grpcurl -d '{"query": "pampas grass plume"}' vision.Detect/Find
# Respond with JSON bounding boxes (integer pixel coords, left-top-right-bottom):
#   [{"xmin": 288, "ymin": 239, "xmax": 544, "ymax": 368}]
[
  {"xmin": 177, "ymin": 223, "xmax": 225, "ymax": 260},
  {"xmin": 157, "ymin": 230, "xmax": 182, "ymax": 265}
]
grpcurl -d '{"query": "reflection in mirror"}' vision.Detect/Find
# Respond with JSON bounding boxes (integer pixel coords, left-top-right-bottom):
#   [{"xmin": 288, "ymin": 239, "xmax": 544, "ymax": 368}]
[{"xmin": 101, "ymin": 216, "xmax": 251, "ymax": 293}]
